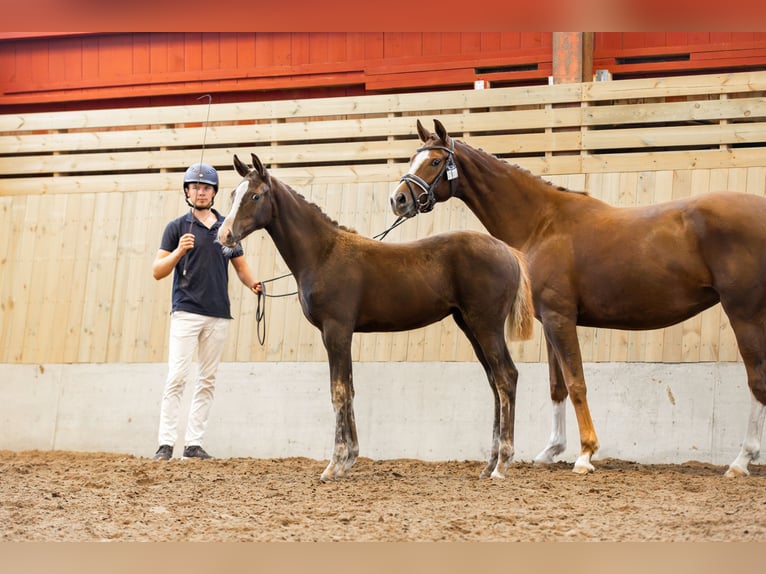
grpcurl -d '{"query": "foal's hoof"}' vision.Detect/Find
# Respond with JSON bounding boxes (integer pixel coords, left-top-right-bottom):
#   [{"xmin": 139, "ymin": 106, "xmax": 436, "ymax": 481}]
[{"xmin": 724, "ymin": 465, "xmax": 749, "ymax": 478}]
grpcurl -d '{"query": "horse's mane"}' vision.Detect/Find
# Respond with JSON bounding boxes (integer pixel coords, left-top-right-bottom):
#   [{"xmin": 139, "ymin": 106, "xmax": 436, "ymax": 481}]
[
  {"xmin": 457, "ymin": 139, "xmax": 589, "ymax": 196},
  {"xmin": 278, "ymin": 178, "xmax": 358, "ymax": 234}
]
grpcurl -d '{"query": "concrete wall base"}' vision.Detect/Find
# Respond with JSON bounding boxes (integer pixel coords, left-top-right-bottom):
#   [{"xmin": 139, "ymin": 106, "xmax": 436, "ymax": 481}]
[{"xmin": 1, "ymin": 361, "xmax": 760, "ymax": 468}]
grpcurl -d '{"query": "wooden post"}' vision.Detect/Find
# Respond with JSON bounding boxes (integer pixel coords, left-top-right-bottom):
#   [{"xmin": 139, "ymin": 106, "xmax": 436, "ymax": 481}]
[{"xmin": 552, "ymin": 32, "xmax": 593, "ymax": 84}]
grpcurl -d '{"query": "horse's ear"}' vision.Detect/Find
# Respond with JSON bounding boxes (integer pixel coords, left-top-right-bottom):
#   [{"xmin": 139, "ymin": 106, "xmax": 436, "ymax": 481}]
[
  {"xmin": 233, "ymin": 154, "xmax": 250, "ymax": 177},
  {"xmin": 416, "ymin": 119, "xmax": 430, "ymax": 143},
  {"xmin": 251, "ymin": 153, "xmax": 268, "ymax": 178},
  {"xmin": 433, "ymin": 119, "xmax": 450, "ymax": 145}
]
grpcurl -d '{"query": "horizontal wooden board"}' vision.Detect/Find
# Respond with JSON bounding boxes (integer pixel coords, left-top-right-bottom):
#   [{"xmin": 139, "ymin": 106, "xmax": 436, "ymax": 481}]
[{"xmin": 2, "ymin": 71, "xmax": 766, "ymax": 365}]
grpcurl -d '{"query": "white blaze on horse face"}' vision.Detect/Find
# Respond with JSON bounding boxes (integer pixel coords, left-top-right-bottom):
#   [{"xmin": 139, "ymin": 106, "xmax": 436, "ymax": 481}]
[
  {"xmin": 409, "ymin": 149, "xmax": 431, "ymax": 177},
  {"xmin": 230, "ymin": 180, "xmax": 249, "ymax": 218},
  {"xmin": 220, "ymin": 180, "xmax": 250, "ymax": 245}
]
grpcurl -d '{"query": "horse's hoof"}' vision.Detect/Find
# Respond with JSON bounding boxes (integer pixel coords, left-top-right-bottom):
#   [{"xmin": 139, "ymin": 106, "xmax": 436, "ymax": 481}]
[
  {"xmin": 572, "ymin": 454, "xmax": 595, "ymax": 474},
  {"xmin": 490, "ymin": 469, "xmax": 506, "ymax": 479},
  {"xmin": 724, "ymin": 465, "xmax": 749, "ymax": 478}
]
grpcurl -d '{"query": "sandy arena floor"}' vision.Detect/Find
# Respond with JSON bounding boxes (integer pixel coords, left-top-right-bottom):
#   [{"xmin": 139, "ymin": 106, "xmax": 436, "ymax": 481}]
[{"xmin": 2, "ymin": 450, "xmax": 765, "ymax": 542}]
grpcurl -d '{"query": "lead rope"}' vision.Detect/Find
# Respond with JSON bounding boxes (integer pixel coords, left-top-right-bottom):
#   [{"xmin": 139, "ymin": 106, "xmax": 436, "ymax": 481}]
[
  {"xmin": 255, "ymin": 272, "xmax": 295, "ymax": 345},
  {"xmin": 254, "ymin": 216, "xmax": 410, "ymax": 345}
]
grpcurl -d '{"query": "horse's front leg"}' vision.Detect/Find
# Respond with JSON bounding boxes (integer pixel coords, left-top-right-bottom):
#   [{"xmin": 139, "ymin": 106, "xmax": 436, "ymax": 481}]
[
  {"xmin": 540, "ymin": 312, "xmax": 599, "ymax": 474},
  {"xmin": 320, "ymin": 325, "xmax": 358, "ymax": 482},
  {"xmin": 534, "ymin": 337, "xmax": 568, "ymax": 465}
]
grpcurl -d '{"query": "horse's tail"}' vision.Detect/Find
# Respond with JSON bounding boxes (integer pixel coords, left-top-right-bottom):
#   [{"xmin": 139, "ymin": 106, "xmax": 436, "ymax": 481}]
[{"xmin": 507, "ymin": 248, "xmax": 535, "ymax": 341}]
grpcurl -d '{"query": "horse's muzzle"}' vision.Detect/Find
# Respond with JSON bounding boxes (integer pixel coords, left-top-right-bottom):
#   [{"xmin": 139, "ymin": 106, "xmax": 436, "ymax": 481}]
[
  {"xmin": 390, "ymin": 187, "xmax": 418, "ymax": 218},
  {"xmin": 217, "ymin": 226, "xmax": 240, "ymax": 248}
]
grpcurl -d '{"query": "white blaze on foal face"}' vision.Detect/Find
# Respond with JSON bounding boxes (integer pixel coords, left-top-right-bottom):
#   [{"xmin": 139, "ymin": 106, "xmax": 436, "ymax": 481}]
[{"xmin": 219, "ymin": 179, "xmax": 251, "ymax": 246}]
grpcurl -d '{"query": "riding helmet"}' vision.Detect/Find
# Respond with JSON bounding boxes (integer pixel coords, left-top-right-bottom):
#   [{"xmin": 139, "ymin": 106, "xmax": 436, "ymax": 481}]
[{"xmin": 183, "ymin": 162, "xmax": 219, "ymax": 192}]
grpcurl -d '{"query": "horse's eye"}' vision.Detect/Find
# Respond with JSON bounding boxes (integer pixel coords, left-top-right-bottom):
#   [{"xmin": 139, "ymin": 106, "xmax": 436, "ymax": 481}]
[
  {"xmin": 251, "ymin": 193, "xmax": 260, "ymax": 201},
  {"xmin": 431, "ymin": 158, "xmax": 441, "ymax": 167}
]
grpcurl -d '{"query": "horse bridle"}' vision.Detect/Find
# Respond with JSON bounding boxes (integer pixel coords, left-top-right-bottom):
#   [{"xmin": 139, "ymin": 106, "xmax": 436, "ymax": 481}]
[{"xmin": 398, "ymin": 139, "xmax": 458, "ymax": 213}]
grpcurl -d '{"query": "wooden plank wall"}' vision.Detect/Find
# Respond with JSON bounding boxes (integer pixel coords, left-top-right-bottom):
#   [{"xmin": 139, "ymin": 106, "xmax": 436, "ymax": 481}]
[
  {"xmin": 593, "ymin": 32, "xmax": 766, "ymax": 78},
  {"xmin": 2, "ymin": 71, "xmax": 766, "ymax": 364},
  {"xmin": 0, "ymin": 32, "xmax": 552, "ymax": 108}
]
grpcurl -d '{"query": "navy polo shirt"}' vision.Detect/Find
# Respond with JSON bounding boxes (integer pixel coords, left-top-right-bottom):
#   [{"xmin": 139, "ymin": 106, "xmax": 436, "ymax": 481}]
[{"xmin": 160, "ymin": 209, "xmax": 244, "ymax": 319}]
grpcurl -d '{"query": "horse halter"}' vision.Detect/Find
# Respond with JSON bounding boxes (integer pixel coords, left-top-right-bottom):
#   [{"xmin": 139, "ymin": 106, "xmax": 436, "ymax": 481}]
[{"xmin": 399, "ymin": 140, "xmax": 458, "ymax": 213}]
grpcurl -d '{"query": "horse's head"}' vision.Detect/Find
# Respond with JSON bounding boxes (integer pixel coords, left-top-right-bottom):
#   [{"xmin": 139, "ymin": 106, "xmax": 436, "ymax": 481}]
[
  {"xmin": 218, "ymin": 153, "xmax": 273, "ymax": 249},
  {"xmin": 389, "ymin": 119, "xmax": 458, "ymax": 218}
]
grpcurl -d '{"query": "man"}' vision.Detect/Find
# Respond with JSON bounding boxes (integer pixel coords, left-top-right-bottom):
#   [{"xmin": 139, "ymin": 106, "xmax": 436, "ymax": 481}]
[{"xmin": 151, "ymin": 162, "xmax": 261, "ymax": 461}]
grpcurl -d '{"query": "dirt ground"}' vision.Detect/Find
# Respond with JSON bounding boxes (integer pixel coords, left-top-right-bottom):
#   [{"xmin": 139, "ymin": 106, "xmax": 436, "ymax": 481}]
[{"xmin": 2, "ymin": 450, "xmax": 765, "ymax": 542}]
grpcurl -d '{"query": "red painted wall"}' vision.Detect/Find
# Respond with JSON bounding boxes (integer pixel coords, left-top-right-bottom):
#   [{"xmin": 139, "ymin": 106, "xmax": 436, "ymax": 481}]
[
  {"xmin": 593, "ymin": 32, "xmax": 766, "ymax": 78},
  {"xmin": 2, "ymin": 32, "xmax": 765, "ymax": 113},
  {"xmin": 0, "ymin": 32, "xmax": 552, "ymax": 112}
]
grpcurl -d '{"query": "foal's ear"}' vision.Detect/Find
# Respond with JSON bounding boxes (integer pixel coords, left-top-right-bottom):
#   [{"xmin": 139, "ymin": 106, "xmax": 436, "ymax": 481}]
[
  {"xmin": 433, "ymin": 119, "xmax": 451, "ymax": 145},
  {"xmin": 416, "ymin": 119, "xmax": 431, "ymax": 143},
  {"xmin": 233, "ymin": 154, "xmax": 250, "ymax": 177},
  {"xmin": 251, "ymin": 153, "xmax": 268, "ymax": 178}
]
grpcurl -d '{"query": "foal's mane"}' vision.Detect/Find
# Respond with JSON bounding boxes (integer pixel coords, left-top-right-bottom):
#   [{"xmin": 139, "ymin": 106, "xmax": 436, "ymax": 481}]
[
  {"xmin": 272, "ymin": 175, "xmax": 358, "ymax": 234},
  {"xmin": 455, "ymin": 138, "xmax": 589, "ymax": 196}
]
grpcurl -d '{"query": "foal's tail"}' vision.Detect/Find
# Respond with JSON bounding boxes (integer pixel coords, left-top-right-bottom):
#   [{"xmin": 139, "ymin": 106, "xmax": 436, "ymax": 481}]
[{"xmin": 507, "ymin": 249, "xmax": 535, "ymax": 341}]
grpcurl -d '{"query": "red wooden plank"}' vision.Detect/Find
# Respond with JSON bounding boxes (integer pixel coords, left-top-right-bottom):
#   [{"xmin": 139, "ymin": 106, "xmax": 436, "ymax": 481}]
[
  {"xmin": 200, "ymin": 33, "xmax": 220, "ymax": 71},
  {"xmin": 82, "ymin": 36, "xmax": 99, "ymax": 84},
  {"xmin": 479, "ymin": 33, "xmax": 501, "ymax": 53},
  {"xmin": 364, "ymin": 67, "xmax": 476, "ymax": 91},
  {"xmin": 440, "ymin": 33, "xmax": 461, "ymax": 56},
  {"xmin": 28, "ymin": 40, "xmax": 49, "ymax": 88},
  {"xmin": 170, "ymin": 34, "xmax": 187, "ymax": 74},
  {"xmin": 644, "ymin": 33, "xmax": 669, "ymax": 48},
  {"xmin": 460, "ymin": 33, "xmax": 482, "ymax": 54},
  {"xmin": 328, "ymin": 33, "xmax": 348, "ymax": 63},
  {"xmin": 594, "ymin": 32, "xmax": 621, "ymax": 52},
  {"xmin": 254, "ymin": 32, "xmax": 274, "ymax": 69},
  {"xmin": 309, "ymin": 32, "xmax": 330, "ymax": 64},
  {"xmin": 665, "ymin": 32, "xmax": 689, "ymax": 46},
  {"xmin": 688, "ymin": 32, "xmax": 711, "ymax": 46},
  {"xmin": 0, "ymin": 44, "xmax": 15, "ymax": 87},
  {"xmin": 148, "ymin": 33, "xmax": 169, "ymax": 75},
  {"xmin": 344, "ymin": 32, "xmax": 367, "ymax": 61},
  {"xmin": 59, "ymin": 37, "xmax": 84, "ymax": 84},
  {"xmin": 622, "ymin": 33, "xmax": 647, "ymax": 50},
  {"xmin": 363, "ymin": 33, "xmax": 384, "ymax": 60},
  {"xmin": 691, "ymin": 47, "xmax": 766, "ymax": 61},
  {"xmin": 132, "ymin": 34, "xmax": 151, "ymax": 77},
  {"xmin": 219, "ymin": 33, "xmax": 239, "ymax": 70},
  {"xmin": 183, "ymin": 33, "xmax": 203, "ymax": 73},
  {"xmin": 288, "ymin": 33, "xmax": 309, "ymax": 67},
  {"xmin": 501, "ymin": 32, "xmax": 522, "ymax": 50},
  {"xmin": 383, "ymin": 33, "xmax": 419, "ymax": 59},
  {"xmin": 98, "ymin": 35, "xmax": 133, "ymax": 79},
  {"xmin": 235, "ymin": 33, "xmax": 256, "ymax": 70},
  {"xmin": 422, "ymin": 33, "xmax": 443, "ymax": 57}
]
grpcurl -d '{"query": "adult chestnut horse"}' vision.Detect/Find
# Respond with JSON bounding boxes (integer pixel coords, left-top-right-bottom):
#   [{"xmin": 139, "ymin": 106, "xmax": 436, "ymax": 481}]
[
  {"xmin": 390, "ymin": 119, "xmax": 766, "ymax": 477},
  {"xmin": 218, "ymin": 153, "xmax": 533, "ymax": 481}
]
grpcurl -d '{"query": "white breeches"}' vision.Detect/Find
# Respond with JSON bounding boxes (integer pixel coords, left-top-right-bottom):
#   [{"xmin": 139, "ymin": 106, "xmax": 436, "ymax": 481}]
[{"xmin": 157, "ymin": 311, "xmax": 230, "ymax": 447}]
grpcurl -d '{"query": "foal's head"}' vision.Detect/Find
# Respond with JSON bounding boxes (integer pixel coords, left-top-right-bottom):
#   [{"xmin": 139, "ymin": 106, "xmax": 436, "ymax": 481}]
[
  {"xmin": 218, "ymin": 153, "xmax": 272, "ymax": 248},
  {"xmin": 390, "ymin": 119, "xmax": 458, "ymax": 218}
]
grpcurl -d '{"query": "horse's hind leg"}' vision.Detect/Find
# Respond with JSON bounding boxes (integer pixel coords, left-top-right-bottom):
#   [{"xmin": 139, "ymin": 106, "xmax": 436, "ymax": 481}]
[
  {"xmin": 723, "ymin": 316, "xmax": 766, "ymax": 477},
  {"xmin": 454, "ymin": 312, "xmax": 518, "ymax": 479},
  {"xmin": 726, "ymin": 395, "xmax": 766, "ymax": 477}
]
